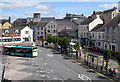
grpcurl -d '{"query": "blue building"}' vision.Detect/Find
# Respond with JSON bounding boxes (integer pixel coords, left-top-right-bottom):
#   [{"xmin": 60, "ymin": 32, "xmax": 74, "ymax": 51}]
[{"xmin": 28, "ymin": 22, "xmax": 38, "ymax": 41}]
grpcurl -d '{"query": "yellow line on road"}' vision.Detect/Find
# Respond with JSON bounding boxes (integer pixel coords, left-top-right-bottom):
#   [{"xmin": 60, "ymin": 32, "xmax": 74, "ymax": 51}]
[{"xmin": 62, "ymin": 54, "xmax": 115, "ymax": 82}]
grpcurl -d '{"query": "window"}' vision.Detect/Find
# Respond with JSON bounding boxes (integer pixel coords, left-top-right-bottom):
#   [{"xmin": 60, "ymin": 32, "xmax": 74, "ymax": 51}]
[
  {"xmin": 112, "ymin": 27, "xmax": 115, "ymax": 33},
  {"xmin": 84, "ymin": 27, "xmax": 85, "ymax": 31},
  {"xmin": 41, "ymin": 28, "xmax": 43, "ymax": 30},
  {"xmin": 48, "ymin": 30, "xmax": 50, "ymax": 33},
  {"xmin": 107, "ymin": 36, "xmax": 109, "ymax": 41},
  {"xmin": 98, "ymin": 33, "xmax": 101, "ymax": 39},
  {"xmin": 107, "ymin": 27, "xmax": 109, "ymax": 33},
  {"xmin": 38, "ymin": 28, "xmax": 39, "ymax": 30},
  {"xmin": 25, "ymin": 31, "xmax": 29, "ymax": 34},
  {"xmin": 102, "ymin": 33, "xmax": 104, "ymax": 39},
  {"xmin": 87, "ymin": 33, "xmax": 88, "ymax": 37},
  {"xmin": 51, "ymin": 25, "xmax": 53, "ymax": 28},
  {"xmin": 112, "ymin": 36, "xmax": 115, "ymax": 43},
  {"xmin": 13, "ymin": 38, "xmax": 21, "ymax": 41},
  {"xmin": 112, "ymin": 45, "xmax": 115, "ymax": 51},
  {"xmin": 92, "ymin": 33, "xmax": 94, "ymax": 38},
  {"xmin": 38, "ymin": 32, "xmax": 39, "ymax": 35},
  {"xmin": 87, "ymin": 26, "xmax": 89, "ymax": 30},
  {"xmin": 54, "ymin": 25, "xmax": 56, "ymax": 28},
  {"xmin": 48, "ymin": 26, "xmax": 50, "ymax": 28},
  {"xmin": 41, "ymin": 32, "xmax": 43, "ymax": 35},
  {"xmin": 54, "ymin": 30, "xmax": 57, "ymax": 33},
  {"xmin": 84, "ymin": 33, "xmax": 86, "ymax": 37},
  {"xmin": 98, "ymin": 42, "xmax": 101, "ymax": 46}
]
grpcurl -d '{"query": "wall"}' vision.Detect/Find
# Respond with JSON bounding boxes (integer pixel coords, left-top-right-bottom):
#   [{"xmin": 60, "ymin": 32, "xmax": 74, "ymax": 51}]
[
  {"xmin": 21, "ymin": 26, "xmax": 33, "ymax": 43},
  {"xmin": 89, "ymin": 17, "xmax": 103, "ymax": 31}
]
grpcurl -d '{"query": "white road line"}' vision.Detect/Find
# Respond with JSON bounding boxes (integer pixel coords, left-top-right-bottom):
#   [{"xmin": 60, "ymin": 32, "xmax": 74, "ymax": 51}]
[{"xmin": 78, "ymin": 74, "xmax": 91, "ymax": 82}]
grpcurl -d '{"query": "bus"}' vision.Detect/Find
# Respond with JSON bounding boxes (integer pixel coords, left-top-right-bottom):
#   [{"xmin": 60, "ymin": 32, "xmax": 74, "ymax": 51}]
[{"xmin": 4, "ymin": 46, "xmax": 38, "ymax": 57}]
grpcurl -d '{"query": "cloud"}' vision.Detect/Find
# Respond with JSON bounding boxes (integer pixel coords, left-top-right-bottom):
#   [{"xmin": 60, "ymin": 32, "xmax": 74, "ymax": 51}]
[
  {"xmin": 35, "ymin": 4, "xmax": 50, "ymax": 10},
  {"xmin": 0, "ymin": 2, "xmax": 40, "ymax": 10},
  {"xmin": 98, "ymin": 3, "xmax": 118, "ymax": 9}
]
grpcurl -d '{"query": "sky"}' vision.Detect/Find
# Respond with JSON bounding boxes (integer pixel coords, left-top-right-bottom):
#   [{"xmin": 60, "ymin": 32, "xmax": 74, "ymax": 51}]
[{"xmin": 0, "ymin": 0, "xmax": 119, "ymax": 22}]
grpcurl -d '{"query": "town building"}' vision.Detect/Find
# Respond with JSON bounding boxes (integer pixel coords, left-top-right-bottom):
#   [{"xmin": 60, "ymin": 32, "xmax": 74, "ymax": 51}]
[
  {"xmin": 78, "ymin": 15, "xmax": 103, "ymax": 45},
  {"xmin": 28, "ymin": 22, "xmax": 38, "ymax": 41},
  {"xmin": 0, "ymin": 26, "xmax": 33, "ymax": 45},
  {"xmin": 58, "ymin": 28, "xmax": 78, "ymax": 39},
  {"xmin": 89, "ymin": 24, "xmax": 105, "ymax": 49},
  {"xmin": 0, "ymin": 17, "xmax": 11, "ymax": 29},
  {"xmin": 103, "ymin": 15, "xmax": 120, "ymax": 53},
  {"xmin": 27, "ymin": 13, "xmax": 41, "ymax": 23},
  {"xmin": 36, "ymin": 21, "xmax": 57, "ymax": 40},
  {"xmin": 55, "ymin": 19, "xmax": 78, "ymax": 32},
  {"xmin": 13, "ymin": 18, "xmax": 28, "ymax": 26},
  {"xmin": 91, "ymin": 7, "xmax": 118, "ymax": 21}
]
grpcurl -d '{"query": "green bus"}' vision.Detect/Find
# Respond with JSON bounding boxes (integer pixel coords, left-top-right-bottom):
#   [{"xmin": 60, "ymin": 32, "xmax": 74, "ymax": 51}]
[{"xmin": 4, "ymin": 46, "xmax": 38, "ymax": 57}]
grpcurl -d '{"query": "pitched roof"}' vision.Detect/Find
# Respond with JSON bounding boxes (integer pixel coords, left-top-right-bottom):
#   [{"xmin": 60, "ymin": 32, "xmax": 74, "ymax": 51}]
[
  {"xmin": 0, "ymin": 19, "xmax": 9, "ymax": 25},
  {"xmin": 41, "ymin": 17, "xmax": 55, "ymax": 22},
  {"xmin": 55, "ymin": 19, "xmax": 78, "ymax": 32},
  {"xmin": 36, "ymin": 21, "xmax": 48, "ymax": 28},
  {"xmin": 58, "ymin": 28, "xmax": 78, "ymax": 33},
  {"xmin": 96, "ymin": 14, "xmax": 120, "ymax": 31},
  {"xmin": 8, "ymin": 26, "xmax": 25, "ymax": 33},
  {"xmin": 90, "ymin": 24, "xmax": 104, "ymax": 31},
  {"xmin": 28, "ymin": 22, "xmax": 38, "ymax": 26},
  {"xmin": 80, "ymin": 18, "xmax": 94, "ymax": 25}
]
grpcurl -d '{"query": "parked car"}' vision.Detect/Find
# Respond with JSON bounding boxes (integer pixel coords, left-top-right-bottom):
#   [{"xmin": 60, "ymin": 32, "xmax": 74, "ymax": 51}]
[{"xmin": 90, "ymin": 47, "xmax": 100, "ymax": 52}]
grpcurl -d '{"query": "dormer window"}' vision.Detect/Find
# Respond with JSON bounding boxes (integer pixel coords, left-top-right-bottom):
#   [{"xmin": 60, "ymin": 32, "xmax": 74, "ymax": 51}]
[
  {"xmin": 15, "ymin": 30, "xmax": 19, "ymax": 35},
  {"xmin": 5, "ymin": 30, "xmax": 9, "ymax": 36}
]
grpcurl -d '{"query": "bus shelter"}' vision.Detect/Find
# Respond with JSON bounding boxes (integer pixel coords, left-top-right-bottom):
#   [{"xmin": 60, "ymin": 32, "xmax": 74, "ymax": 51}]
[{"xmin": 86, "ymin": 54, "xmax": 104, "ymax": 70}]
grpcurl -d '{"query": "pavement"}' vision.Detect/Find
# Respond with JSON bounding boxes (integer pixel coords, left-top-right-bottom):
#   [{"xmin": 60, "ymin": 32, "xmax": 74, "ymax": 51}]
[{"xmin": 3, "ymin": 46, "xmax": 115, "ymax": 81}]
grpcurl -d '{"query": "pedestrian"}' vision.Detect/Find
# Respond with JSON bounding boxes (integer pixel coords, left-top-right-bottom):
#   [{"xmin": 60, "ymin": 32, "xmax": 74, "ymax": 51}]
[
  {"xmin": 109, "ymin": 68, "xmax": 112, "ymax": 75},
  {"xmin": 113, "ymin": 68, "xmax": 116, "ymax": 76}
]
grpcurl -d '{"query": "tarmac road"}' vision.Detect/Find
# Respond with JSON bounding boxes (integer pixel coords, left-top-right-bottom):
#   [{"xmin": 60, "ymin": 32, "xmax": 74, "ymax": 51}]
[{"xmin": 4, "ymin": 46, "xmax": 111, "ymax": 81}]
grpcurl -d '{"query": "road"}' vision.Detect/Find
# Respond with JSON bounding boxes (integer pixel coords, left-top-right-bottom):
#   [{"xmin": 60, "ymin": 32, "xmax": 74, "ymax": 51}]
[{"xmin": 4, "ymin": 47, "xmax": 111, "ymax": 81}]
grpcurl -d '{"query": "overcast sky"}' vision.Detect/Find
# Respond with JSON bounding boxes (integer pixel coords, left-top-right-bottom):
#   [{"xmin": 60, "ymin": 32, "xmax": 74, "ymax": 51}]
[{"xmin": 0, "ymin": 0, "xmax": 119, "ymax": 22}]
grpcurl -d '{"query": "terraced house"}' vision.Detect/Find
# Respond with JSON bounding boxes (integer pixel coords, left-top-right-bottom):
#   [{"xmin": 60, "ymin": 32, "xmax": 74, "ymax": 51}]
[{"xmin": 104, "ymin": 15, "xmax": 120, "ymax": 53}]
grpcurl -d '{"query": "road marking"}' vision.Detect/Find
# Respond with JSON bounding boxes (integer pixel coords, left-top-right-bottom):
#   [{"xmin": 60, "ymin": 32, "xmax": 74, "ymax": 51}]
[
  {"xmin": 47, "ymin": 54, "xmax": 53, "ymax": 57},
  {"xmin": 38, "ymin": 50, "xmax": 42, "ymax": 51},
  {"xmin": 62, "ymin": 54, "xmax": 115, "ymax": 82},
  {"xmin": 78, "ymin": 74, "xmax": 91, "ymax": 81}
]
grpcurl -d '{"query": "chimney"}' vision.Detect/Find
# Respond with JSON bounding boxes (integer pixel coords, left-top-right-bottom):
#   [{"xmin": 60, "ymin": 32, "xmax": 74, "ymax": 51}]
[
  {"xmin": 113, "ymin": 7, "xmax": 117, "ymax": 10},
  {"xmin": 93, "ymin": 11, "xmax": 96, "ymax": 15},
  {"xmin": 8, "ymin": 17, "xmax": 11, "ymax": 23},
  {"xmin": 103, "ymin": 19, "xmax": 108, "ymax": 24}
]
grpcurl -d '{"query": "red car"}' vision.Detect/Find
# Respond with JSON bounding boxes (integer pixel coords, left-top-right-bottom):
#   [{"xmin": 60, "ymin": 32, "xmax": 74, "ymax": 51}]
[{"xmin": 90, "ymin": 47, "xmax": 100, "ymax": 52}]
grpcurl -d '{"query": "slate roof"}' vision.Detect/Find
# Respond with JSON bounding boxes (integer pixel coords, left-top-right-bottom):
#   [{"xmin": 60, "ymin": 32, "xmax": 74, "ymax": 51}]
[
  {"xmin": 96, "ymin": 15, "xmax": 120, "ymax": 31},
  {"xmin": 55, "ymin": 19, "xmax": 78, "ymax": 32},
  {"xmin": 8, "ymin": 26, "xmax": 25, "ymax": 33},
  {"xmin": 58, "ymin": 28, "xmax": 78, "ymax": 33},
  {"xmin": 80, "ymin": 18, "xmax": 94, "ymax": 25},
  {"xmin": 28, "ymin": 22, "xmax": 38, "ymax": 26},
  {"xmin": 90, "ymin": 24, "xmax": 104, "ymax": 31},
  {"xmin": 41, "ymin": 17, "xmax": 55, "ymax": 22},
  {"xmin": 0, "ymin": 19, "xmax": 9, "ymax": 25},
  {"xmin": 36, "ymin": 21, "xmax": 48, "ymax": 28}
]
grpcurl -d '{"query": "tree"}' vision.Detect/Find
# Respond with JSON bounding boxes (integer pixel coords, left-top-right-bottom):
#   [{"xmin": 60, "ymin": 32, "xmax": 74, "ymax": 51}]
[
  {"xmin": 52, "ymin": 36, "xmax": 59, "ymax": 49},
  {"xmin": 104, "ymin": 49, "xmax": 112, "ymax": 73},
  {"xmin": 47, "ymin": 34, "xmax": 53, "ymax": 45},
  {"xmin": 58, "ymin": 37, "xmax": 70, "ymax": 53},
  {"xmin": 41, "ymin": 37, "xmax": 45, "ymax": 46},
  {"xmin": 115, "ymin": 53, "xmax": 120, "ymax": 80}
]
